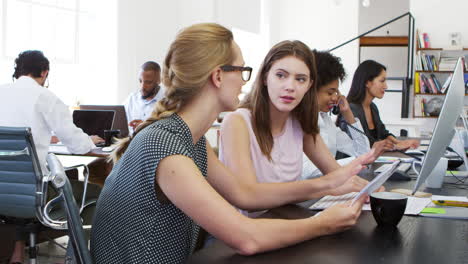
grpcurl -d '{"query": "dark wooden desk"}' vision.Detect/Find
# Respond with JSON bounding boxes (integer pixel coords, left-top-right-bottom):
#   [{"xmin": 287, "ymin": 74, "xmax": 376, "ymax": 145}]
[{"xmin": 188, "ymin": 165, "xmax": 468, "ymax": 264}]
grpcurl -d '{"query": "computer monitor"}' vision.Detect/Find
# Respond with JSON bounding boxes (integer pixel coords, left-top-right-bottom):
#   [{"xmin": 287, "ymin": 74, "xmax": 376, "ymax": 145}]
[
  {"xmin": 412, "ymin": 58, "xmax": 465, "ymax": 194},
  {"xmin": 72, "ymin": 110, "xmax": 115, "ymax": 139},
  {"xmin": 79, "ymin": 105, "xmax": 129, "ymax": 137}
]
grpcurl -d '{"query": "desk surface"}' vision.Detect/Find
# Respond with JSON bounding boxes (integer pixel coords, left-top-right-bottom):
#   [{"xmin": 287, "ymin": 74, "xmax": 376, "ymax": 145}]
[
  {"xmin": 188, "ymin": 164, "xmax": 468, "ymax": 264},
  {"xmin": 49, "ymin": 144, "xmax": 109, "ymax": 158}
]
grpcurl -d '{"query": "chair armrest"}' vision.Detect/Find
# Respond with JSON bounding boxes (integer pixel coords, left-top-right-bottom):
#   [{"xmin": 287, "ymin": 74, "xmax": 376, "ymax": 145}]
[{"xmin": 64, "ymin": 164, "xmax": 90, "ymax": 212}]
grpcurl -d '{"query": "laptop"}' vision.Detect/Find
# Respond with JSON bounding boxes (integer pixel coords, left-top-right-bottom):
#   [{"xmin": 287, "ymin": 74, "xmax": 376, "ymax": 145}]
[
  {"xmin": 79, "ymin": 105, "xmax": 129, "ymax": 137},
  {"xmin": 72, "ymin": 109, "xmax": 115, "ymax": 139}
]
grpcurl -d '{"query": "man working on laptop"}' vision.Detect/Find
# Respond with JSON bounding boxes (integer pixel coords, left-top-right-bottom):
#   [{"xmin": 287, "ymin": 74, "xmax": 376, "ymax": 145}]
[
  {"xmin": 0, "ymin": 50, "xmax": 103, "ymax": 263},
  {"xmin": 123, "ymin": 61, "xmax": 165, "ymax": 133}
]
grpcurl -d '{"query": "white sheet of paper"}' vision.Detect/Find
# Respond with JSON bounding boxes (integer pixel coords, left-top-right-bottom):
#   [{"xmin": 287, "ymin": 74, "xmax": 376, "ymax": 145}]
[
  {"xmin": 311, "ymin": 193, "xmax": 431, "ymax": 215},
  {"xmin": 362, "ymin": 197, "xmax": 431, "ymax": 215},
  {"xmin": 351, "ymin": 160, "xmax": 401, "ymax": 205},
  {"xmin": 48, "ymin": 145, "xmax": 71, "ymax": 155}
]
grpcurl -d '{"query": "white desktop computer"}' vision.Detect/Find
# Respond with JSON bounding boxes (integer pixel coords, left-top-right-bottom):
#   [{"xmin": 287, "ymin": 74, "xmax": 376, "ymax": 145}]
[{"xmin": 412, "ymin": 57, "xmax": 466, "ymax": 194}]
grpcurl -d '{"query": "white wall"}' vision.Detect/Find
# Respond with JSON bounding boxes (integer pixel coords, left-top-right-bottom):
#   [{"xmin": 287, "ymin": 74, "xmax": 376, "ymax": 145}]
[
  {"xmin": 411, "ymin": 0, "xmax": 468, "ymax": 48},
  {"xmin": 116, "ymin": 0, "xmax": 361, "ymax": 145},
  {"xmin": 117, "ymin": 0, "xmax": 361, "ymax": 102},
  {"xmin": 359, "ymin": 0, "xmax": 409, "ymax": 36},
  {"xmin": 117, "ymin": 0, "xmax": 217, "ymax": 103},
  {"xmin": 268, "ymin": 0, "xmax": 360, "ymax": 96}
]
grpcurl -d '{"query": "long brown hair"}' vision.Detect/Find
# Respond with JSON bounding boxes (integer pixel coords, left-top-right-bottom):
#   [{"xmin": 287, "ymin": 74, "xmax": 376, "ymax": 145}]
[
  {"xmin": 240, "ymin": 40, "xmax": 319, "ymax": 160},
  {"xmin": 110, "ymin": 23, "xmax": 235, "ymax": 163}
]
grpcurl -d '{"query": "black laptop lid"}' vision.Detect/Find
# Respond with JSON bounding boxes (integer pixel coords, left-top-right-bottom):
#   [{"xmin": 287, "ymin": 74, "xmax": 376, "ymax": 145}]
[
  {"xmin": 79, "ymin": 105, "xmax": 129, "ymax": 137},
  {"xmin": 72, "ymin": 110, "xmax": 115, "ymax": 138}
]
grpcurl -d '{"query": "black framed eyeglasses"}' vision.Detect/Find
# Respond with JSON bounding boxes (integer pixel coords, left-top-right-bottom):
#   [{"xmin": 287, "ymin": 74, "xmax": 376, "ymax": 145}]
[{"xmin": 220, "ymin": 65, "xmax": 253, "ymax": 82}]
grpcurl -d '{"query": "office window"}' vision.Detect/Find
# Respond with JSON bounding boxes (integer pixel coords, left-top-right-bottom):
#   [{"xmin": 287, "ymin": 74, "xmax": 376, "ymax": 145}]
[
  {"xmin": 0, "ymin": 0, "xmax": 117, "ymax": 105},
  {"xmin": 2, "ymin": 0, "xmax": 84, "ymax": 63}
]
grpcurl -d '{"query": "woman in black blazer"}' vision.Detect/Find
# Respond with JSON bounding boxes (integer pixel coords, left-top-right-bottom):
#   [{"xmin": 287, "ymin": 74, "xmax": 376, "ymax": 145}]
[{"xmin": 338, "ymin": 60, "xmax": 419, "ymax": 151}]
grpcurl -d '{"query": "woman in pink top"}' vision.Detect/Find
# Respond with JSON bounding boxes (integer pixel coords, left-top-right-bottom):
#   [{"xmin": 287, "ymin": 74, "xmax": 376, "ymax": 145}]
[{"xmin": 220, "ymin": 40, "xmax": 375, "ymax": 216}]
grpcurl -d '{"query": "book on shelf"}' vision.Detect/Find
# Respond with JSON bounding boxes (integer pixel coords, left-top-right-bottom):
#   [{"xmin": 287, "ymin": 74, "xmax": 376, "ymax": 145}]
[
  {"xmin": 416, "ymin": 30, "xmax": 425, "ymax": 49},
  {"xmin": 426, "ymin": 54, "xmax": 434, "ymax": 71},
  {"xmin": 419, "ymin": 74, "xmax": 434, "ymax": 93},
  {"xmin": 431, "ymin": 56, "xmax": 438, "ymax": 71},
  {"xmin": 420, "ymin": 74, "xmax": 430, "ymax": 93},
  {"xmin": 430, "ymin": 73, "xmax": 442, "ymax": 93},
  {"xmin": 439, "ymin": 57, "xmax": 459, "ymax": 71},
  {"xmin": 417, "ymin": 73, "xmax": 445, "ymax": 94},
  {"xmin": 417, "ymin": 31, "xmax": 431, "ymax": 49},
  {"xmin": 423, "ymin": 33, "xmax": 431, "ymax": 48},
  {"xmin": 465, "ymin": 73, "xmax": 468, "ymax": 94},
  {"xmin": 414, "ymin": 72, "xmax": 420, "ymax": 93},
  {"xmin": 421, "ymin": 98, "xmax": 428, "ymax": 117},
  {"xmin": 416, "ymin": 29, "xmax": 422, "ymax": 49},
  {"xmin": 441, "ymin": 73, "xmax": 452, "ymax": 94},
  {"xmin": 427, "ymin": 76, "xmax": 438, "ymax": 93},
  {"xmin": 414, "ymin": 95, "xmax": 422, "ymax": 117},
  {"xmin": 416, "ymin": 52, "xmax": 438, "ymax": 71}
]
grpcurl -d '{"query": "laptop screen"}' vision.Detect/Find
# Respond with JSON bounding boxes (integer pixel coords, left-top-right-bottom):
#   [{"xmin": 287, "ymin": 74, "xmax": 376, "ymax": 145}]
[
  {"xmin": 79, "ymin": 105, "xmax": 129, "ymax": 137},
  {"xmin": 72, "ymin": 110, "xmax": 115, "ymax": 138}
]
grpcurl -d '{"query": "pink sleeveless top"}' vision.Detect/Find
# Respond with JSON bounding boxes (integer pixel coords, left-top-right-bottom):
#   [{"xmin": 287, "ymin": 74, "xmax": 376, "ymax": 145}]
[{"xmin": 219, "ymin": 108, "xmax": 304, "ymax": 183}]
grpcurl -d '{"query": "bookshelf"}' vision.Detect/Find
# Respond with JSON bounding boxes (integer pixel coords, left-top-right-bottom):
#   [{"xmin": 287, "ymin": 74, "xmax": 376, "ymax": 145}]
[{"xmin": 413, "ymin": 46, "xmax": 468, "ymax": 118}]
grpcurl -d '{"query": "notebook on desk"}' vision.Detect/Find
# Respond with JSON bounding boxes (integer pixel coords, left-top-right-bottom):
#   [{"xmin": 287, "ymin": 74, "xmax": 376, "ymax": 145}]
[{"xmin": 72, "ymin": 109, "xmax": 115, "ymax": 139}]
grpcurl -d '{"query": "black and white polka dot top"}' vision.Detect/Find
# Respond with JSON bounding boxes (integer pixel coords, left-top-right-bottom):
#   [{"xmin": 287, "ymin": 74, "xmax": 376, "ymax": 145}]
[{"xmin": 91, "ymin": 113, "xmax": 207, "ymax": 263}]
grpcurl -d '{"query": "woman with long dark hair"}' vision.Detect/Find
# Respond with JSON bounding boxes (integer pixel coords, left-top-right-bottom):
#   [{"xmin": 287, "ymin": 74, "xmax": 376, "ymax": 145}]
[
  {"xmin": 219, "ymin": 40, "xmax": 376, "ymax": 217},
  {"xmin": 338, "ymin": 60, "xmax": 419, "ymax": 150}
]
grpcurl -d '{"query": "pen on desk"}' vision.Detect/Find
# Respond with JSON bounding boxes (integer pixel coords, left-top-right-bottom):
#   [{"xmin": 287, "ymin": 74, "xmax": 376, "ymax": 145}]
[{"xmin": 432, "ymin": 200, "xmax": 468, "ymax": 207}]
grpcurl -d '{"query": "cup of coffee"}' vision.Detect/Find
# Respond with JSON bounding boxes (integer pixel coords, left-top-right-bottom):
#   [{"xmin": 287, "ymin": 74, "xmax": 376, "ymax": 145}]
[
  {"xmin": 104, "ymin": 129, "xmax": 120, "ymax": 147},
  {"xmin": 370, "ymin": 192, "xmax": 407, "ymax": 227}
]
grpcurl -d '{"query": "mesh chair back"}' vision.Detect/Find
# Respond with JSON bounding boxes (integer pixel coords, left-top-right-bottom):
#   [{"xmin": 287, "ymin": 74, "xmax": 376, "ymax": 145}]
[
  {"xmin": 0, "ymin": 126, "xmax": 43, "ymax": 219},
  {"xmin": 47, "ymin": 153, "xmax": 93, "ymax": 264}
]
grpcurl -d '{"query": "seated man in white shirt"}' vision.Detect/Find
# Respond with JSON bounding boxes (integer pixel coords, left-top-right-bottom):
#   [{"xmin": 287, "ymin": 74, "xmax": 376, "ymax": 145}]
[
  {"xmin": 302, "ymin": 51, "xmax": 393, "ymax": 179},
  {"xmin": 123, "ymin": 61, "xmax": 165, "ymax": 133},
  {"xmin": 0, "ymin": 50, "xmax": 104, "ymax": 264}
]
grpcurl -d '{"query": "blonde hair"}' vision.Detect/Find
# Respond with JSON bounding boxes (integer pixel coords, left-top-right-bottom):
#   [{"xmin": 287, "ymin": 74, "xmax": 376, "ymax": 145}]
[
  {"xmin": 240, "ymin": 40, "xmax": 319, "ymax": 160},
  {"xmin": 110, "ymin": 23, "xmax": 235, "ymax": 163}
]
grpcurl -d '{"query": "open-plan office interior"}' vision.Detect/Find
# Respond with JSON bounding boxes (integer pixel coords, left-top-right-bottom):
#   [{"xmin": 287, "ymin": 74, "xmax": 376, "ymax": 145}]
[{"xmin": 0, "ymin": 0, "xmax": 467, "ymax": 263}]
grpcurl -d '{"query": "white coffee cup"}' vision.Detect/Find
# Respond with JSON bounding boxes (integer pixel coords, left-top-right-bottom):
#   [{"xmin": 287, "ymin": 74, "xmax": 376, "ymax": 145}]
[{"xmin": 425, "ymin": 157, "xmax": 448, "ymax": 189}]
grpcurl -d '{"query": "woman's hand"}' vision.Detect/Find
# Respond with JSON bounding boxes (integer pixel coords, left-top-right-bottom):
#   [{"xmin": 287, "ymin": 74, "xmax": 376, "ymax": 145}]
[
  {"xmin": 316, "ymin": 195, "xmax": 366, "ymax": 235},
  {"xmin": 321, "ymin": 150, "xmax": 375, "ymax": 189},
  {"xmin": 395, "ymin": 139, "xmax": 420, "ymax": 151},
  {"xmin": 337, "ymin": 95, "xmax": 351, "ymax": 113},
  {"xmin": 372, "ymin": 139, "xmax": 394, "ymax": 156},
  {"xmin": 328, "ymin": 175, "xmax": 369, "ymax": 196},
  {"xmin": 337, "ymin": 95, "xmax": 358, "ymax": 124}
]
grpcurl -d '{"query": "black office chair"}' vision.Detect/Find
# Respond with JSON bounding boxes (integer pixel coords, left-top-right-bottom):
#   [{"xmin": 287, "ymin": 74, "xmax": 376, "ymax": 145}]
[{"xmin": 0, "ymin": 127, "xmax": 94, "ymax": 264}]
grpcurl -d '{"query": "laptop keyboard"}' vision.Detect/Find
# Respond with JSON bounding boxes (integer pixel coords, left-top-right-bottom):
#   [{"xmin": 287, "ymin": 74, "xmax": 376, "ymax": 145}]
[
  {"xmin": 95, "ymin": 142, "xmax": 106, "ymax": 147},
  {"xmin": 309, "ymin": 192, "xmax": 359, "ymax": 210}
]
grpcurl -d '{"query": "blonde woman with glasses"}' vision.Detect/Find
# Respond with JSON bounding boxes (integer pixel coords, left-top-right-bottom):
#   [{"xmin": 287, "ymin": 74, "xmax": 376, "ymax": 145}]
[{"xmin": 91, "ymin": 23, "xmax": 370, "ymax": 264}]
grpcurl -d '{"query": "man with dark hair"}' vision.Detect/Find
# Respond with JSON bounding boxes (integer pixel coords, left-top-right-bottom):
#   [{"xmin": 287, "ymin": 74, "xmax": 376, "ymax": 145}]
[
  {"xmin": 0, "ymin": 50, "xmax": 103, "ymax": 263},
  {"xmin": 123, "ymin": 61, "xmax": 165, "ymax": 132}
]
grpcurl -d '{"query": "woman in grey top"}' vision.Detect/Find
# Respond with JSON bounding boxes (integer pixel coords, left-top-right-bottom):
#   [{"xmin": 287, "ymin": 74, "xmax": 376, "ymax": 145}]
[{"xmin": 337, "ymin": 60, "xmax": 419, "ymax": 150}]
